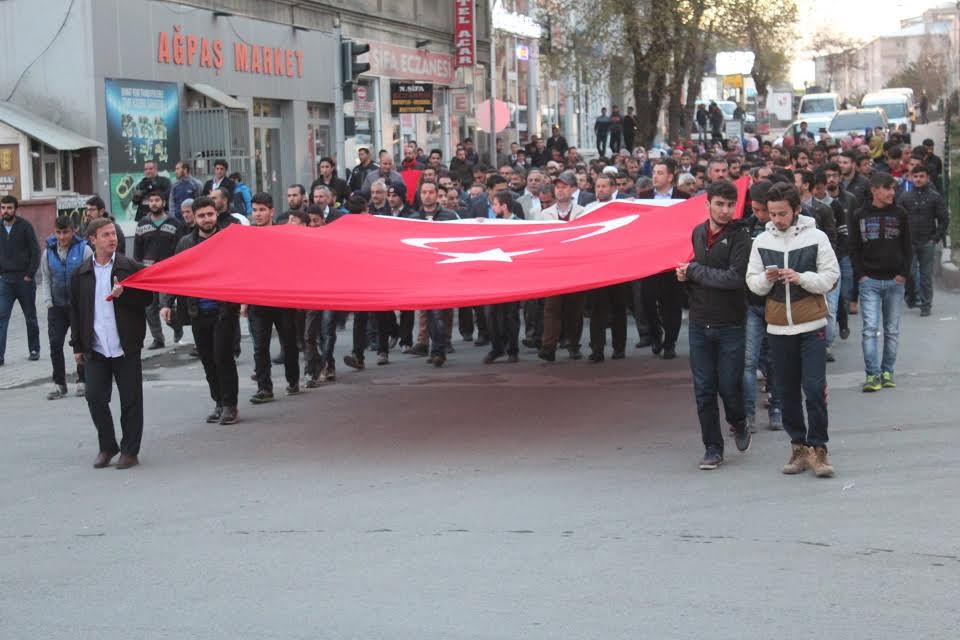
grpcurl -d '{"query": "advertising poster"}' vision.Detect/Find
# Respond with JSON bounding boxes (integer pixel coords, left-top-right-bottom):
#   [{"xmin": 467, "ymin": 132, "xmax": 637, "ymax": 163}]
[{"xmin": 104, "ymin": 79, "xmax": 180, "ymax": 220}]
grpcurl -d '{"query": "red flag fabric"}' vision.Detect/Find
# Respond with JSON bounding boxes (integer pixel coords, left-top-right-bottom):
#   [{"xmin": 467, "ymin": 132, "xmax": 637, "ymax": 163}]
[
  {"xmin": 120, "ymin": 178, "xmax": 748, "ymax": 311},
  {"xmin": 400, "ymin": 169, "xmax": 421, "ymax": 205}
]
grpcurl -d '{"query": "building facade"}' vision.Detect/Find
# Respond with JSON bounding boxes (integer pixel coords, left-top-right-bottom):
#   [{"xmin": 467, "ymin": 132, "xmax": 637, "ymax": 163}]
[{"xmin": 0, "ymin": 0, "xmax": 491, "ymax": 234}]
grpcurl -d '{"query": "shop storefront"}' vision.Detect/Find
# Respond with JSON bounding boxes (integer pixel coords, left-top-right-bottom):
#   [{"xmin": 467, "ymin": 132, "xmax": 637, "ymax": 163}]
[{"xmin": 87, "ymin": 1, "xmax": 338, "ymax": 220}]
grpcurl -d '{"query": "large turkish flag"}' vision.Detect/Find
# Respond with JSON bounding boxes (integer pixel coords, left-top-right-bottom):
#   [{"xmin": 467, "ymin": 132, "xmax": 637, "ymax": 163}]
[{"xmin": 120, "ymin": 179, "xmax": 747, "ymax": 310}]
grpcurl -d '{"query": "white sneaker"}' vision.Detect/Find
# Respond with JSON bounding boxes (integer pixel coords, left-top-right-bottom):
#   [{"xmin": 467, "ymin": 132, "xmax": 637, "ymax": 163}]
[{"xmin": 75, "ymin": 382, "xmax": 86, "ymax": 397}]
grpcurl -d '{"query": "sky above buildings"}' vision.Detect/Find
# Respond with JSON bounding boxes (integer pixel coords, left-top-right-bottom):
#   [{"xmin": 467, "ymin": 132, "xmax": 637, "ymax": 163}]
[{"xmin": 790, "ymin": 0, "xmax": 951, "ymax": 86}]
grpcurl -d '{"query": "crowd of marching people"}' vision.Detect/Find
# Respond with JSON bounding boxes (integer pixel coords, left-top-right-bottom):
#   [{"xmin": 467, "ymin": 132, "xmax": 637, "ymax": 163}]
[{"xmin": 0, "ymin": 116, "xmax": 947, "ymax": 474}]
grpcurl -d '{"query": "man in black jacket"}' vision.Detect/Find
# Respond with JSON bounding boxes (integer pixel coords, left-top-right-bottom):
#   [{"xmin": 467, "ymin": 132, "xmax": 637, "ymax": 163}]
[
  {"xmin": 160, "ymin": 196, "xmax": 240, "ymax": 425},
  {"xmin": 133, "ymin": 190, "xmax": 181, "ymax": 349},
  {"xmin": 676, "ymin": 179, "xmax": 751, "ymax": 469},
  {"xmin": 246, "ymin": 193, "xmax": 301, "ymax": 403},
  {"xmin": 70, "ymin": 217, "xmax": 153, "ymax": 469},
  {"xmin": 83, "ymin": 196, "xmax": 126, "ymax": 255},
  {"xmin": 898, "ymin": 164, "xmax": 948, "ymax": 316},
  {"xmin": 202, "ymin": 159, "xmax": 235, "ymax": 197},
  {"xmin": 0, "ymin": 195, "xmax": 41, "ymax": 365},
  {"xmin": 131, "ymin": 161, "xmax": 172, "ymax": 218},
  {"xmin": 849, "ymin": 172, "xmax": 913, "ymax": 392}
]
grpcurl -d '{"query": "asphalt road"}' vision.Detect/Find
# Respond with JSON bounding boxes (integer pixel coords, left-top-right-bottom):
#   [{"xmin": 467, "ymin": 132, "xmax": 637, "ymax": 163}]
[{"xmin": 2, "ymin": 274, "xmax": 959, "ymax": 638}]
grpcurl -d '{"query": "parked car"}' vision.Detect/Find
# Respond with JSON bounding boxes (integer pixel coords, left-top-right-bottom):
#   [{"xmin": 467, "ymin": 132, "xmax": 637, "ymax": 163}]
[
  {"xmin": 773, "ymin": 118, "xmax": 832, "ymax": 147},
  {"xmin": 797, "ymin": 92, "xmax": 841, "ymax": 122},
  {"xmin": 826, "ymin": 108, "xmax": 888, "ymax": 140},
  {"xmin": 861, "ymin": 92, "xmax": 911, "ymax": 131}
]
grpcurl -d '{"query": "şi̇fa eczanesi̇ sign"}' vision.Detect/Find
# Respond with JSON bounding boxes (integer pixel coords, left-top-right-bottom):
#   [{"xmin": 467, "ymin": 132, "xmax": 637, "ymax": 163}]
[{"xmin": 390, "ymin": 82, "xmax": 434, "ymax": 115}]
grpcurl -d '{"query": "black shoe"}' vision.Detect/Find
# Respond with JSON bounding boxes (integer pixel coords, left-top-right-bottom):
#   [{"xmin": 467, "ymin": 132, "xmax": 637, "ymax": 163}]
[
  {"xmin": 305, "ymin": 376, "xmax": 320, "ymax": 388},
  {"xmin": 507, "ymin": 353, "xmax": 519, "ymax": 363},
  {"xmin": 446, "ymin": 344, "xmax": 455, "ymax": 354},
  {"xmin": 611, "ymin": 351, "xmax": 625, "ymax": 360},
  {"xmin": 462, "ymin": 335, "xmax": 474, "ymax": 343},
  {"xmin": 0, "ymin": 357, "xmax": 4, "ymax": 366},
  {"xmin": 839, "ymin": 327, "xmax": 850, "ymax": 340},
  {"xmin": 206, "ymin": 406, "xmax": 223, "ymax": 423},
  {"xmin": 635, "ymin": 338, "xmax": 652, "ymax": 349},
  {"xmin": 249, "ymin": 390, "xmax": 274, "ymax": 404},
  {"xmin": 537, "ymin": 348, "xmax": 556, "ymax": 362},
  {"xmin": 826, "ymin": 350, "xmax": 836, "ymax": 363},
  {"xmin": 426, "ymin": 355, "xmax": 435, "ymax": 365},
  {"xmin": 173, "ymin": 327, "xmax": 184, "ymax": 343},
  {"xmin": 568, "ymin": 348, "xmax": 583, "ymax": 360},
  {"xmin": 271, "ymin": 354, "xmax": 284, "ymax": 364},
  {"xmin": 147, "ymin": 340, "xmax": 164, "ymax": 350},
  {"xmin": 651, "ymin": 336, "xmax": 663, "ymax": 355},
  {"xmin": 921, "ymin": 308, "xmax": 932, "ymax": 317},
  {"xmin": 905, "ymin": 299, "xmax": 917, "ymax": 309},
  {"xmin": 250, "ymin": 373, "xmax": 258, "ymax": 381},
  {"xmin": 699, "ymin": 447, "xmax": 723, "ymax": 470},
  {"xmin": 219, "ymin": 406, "xmax": 239, "ymax": 425},
  {"xmin": 28, "ymin": 350, "xmax": 40, "ymax": 361},
  {"xmin": 483, "ymin": 350, "xmax": 504, "ymax": 364},
  {"xmin": 474, "ymin": 338, "xmax": 490, "ymax": 347},
  {"xmin": 521, "ymin": 338, "xmax": 537, "ymax": 349},
  {"xmin": 588, "ymin": 351, "xmax": 604, "ymax": 363},
  {"xmin": 409, "ymin": 343, "xmax": 429, "ymax": 357},
  {"xmin": 189, "ymin": 347, "xmax": 200, "ymax": 358},
  {"xmin": 343, "ymin": 354, "xmax": 365, "ymax": 370},
  {"xmin": 286, "ymin": 383, "xmax": 301, "ymax": 395},
  {"xmin": 433, "ymin": 355, "xmax": 446, "ymax": 367},
  {"xmin": 733, "ymin": 422, "xmax": 752, "ymax": 452},
  {"xmin": 662, "ymin": 345, "xmax": 676, "ymax": 360}
]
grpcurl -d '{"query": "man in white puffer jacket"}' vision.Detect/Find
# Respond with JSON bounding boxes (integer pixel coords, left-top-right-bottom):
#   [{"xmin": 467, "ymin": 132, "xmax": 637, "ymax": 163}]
[{"xmin": 746, "ymin": 183, "xmax": 840, "ymax": 478}]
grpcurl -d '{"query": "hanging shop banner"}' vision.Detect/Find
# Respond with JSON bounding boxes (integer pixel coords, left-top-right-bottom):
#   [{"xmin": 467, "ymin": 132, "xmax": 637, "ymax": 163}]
[
  {"xmin": 0, "ymin": 145, "xmax": 22, "ymax": 200},
  {"xmin": 104, "ymin": 78, "xmax": 180, "ymax": 221},
  {"xmin": 454, "ymin": 0, "xmax": 476, "ymax": 68},
  {"xmin": 390, "ymin": 82, "xmax": 434, "ymax": 115}
]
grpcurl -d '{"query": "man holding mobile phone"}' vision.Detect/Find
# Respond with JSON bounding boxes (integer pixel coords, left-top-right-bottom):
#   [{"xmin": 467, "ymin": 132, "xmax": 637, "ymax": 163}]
[{"xmin": 746, "ymin": 183, "xmax": 839, "ymax": 478}]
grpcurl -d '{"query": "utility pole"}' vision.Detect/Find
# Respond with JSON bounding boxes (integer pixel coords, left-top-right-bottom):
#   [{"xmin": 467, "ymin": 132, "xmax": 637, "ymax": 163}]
[
  {"xmin": 489, "ymin": 13, "xmax": 498, "ymax": 168},
  {"xmin": 334, "ymin": 17, "xmax": 345, "ymax": 178}
]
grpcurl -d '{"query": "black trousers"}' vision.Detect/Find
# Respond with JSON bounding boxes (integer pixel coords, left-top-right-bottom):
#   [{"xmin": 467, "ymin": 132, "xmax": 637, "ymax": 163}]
[
  {"xmin": 192, "ymin": 311, "xmax": 239, "ymax": 408},
  {"xmin": 249, "ymin": 306, "xmax": 299, "ymax": 392},
  {"xmin": 589, "ymin": 284, "xmax": 628, "ymax": 354},
  {"xmin": 629, "ymin": 279, "xmax": 650, "ymax": 339},
  {"xmin": 523, "ymin": 299, "xmax": 544, "ymax": 345},
  {"xmin": 458, "ymin": 306, "xmax": 489, "ymax": 340},
  {"xmin": 48, "ymin": 305, "xmax": 84, "ymax": 386},
  {"xmin": 352, "ymin": 311, "xmax": 392, "ymax": 358},
  {"xmin": 304, "ymin": 309, "xmax": 338, "ymax": 378},
  {"xmin": 398, "ymin": 310, "xmax": 415, "ymax": 347},
  {"xmin": 641, "ymin": 271, "xmax": 684, "ymax": 348},
  {"xmin": 85, "ymin": 350, "xmax": 143, "ymax": 456},
  {"xmin": 484, "ymin": 302, "xmax": 520, "ymax": 356}
]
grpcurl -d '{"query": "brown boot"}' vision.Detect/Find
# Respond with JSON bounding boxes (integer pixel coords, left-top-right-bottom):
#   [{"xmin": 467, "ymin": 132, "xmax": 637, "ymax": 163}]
[
  {"xmin": 810, "ymin": 447, "xmax": 834, "ymax": 478},
  {"xmin": 782, "ymin": 444, "xmax": 813, "ymax": 475},
  {"xmin": 116, "ymin": 454, "xmax": 139, "ymax": 470}
]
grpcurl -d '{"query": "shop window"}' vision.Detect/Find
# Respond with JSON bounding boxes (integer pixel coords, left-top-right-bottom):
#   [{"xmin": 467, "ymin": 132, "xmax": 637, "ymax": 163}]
[
  {"xmin": 307, "ymin": 101, "xmax": 331, "ymax": 178},
  {"xmin": 253, "ymin": 99, "xmax": 282, "ymax": 117},
  {"xmin": 30, "ymin": 138, "xmax": 72, "ymax": 196}
]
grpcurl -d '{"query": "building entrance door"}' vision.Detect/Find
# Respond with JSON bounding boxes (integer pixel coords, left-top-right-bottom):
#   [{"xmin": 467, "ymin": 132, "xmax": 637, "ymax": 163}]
[{"xmin": 253, "ymin": 123, "xmax": 282, "ymax": 211}]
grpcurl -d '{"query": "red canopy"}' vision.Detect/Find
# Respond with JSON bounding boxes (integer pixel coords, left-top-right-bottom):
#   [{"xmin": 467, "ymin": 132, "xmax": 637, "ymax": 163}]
[{"xmin": 120, "ymin": 179, "xmax": 747, "ymax": 311}]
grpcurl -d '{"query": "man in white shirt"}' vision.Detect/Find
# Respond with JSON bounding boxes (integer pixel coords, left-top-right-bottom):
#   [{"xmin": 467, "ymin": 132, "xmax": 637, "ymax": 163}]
[{"xmin": 70, "ymin": 217, "xmax": 152, "ymax": 469}]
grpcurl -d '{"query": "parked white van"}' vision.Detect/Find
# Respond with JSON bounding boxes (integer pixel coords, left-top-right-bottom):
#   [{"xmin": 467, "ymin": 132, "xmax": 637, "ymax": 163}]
[
  {"xmin": 797, "ymin": 92, "xmax": 840, "ymax": 122},
  {"xmin": 861, "ymin": 92, "xmax": 911, "ymax": 130}
]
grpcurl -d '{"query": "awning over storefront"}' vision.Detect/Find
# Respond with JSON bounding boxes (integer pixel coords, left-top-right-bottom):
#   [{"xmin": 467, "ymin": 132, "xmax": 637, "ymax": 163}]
[
  {"xmin": 186, "ymin": 83, "xmax": 247, "ymax": 110},
  {"xmin": 0, "ymin": 100, "xmax": 103, "ymax": 150}
]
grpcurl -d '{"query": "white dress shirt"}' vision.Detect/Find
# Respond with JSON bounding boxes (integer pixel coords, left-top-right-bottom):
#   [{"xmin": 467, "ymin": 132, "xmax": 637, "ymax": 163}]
[
  {"xmin": 653, "ymin": 188, "xmax": 674, "ymax": 199},
  {"xmin": 92, "ymin": 254, "xmax": 124, "ymax": 358}
]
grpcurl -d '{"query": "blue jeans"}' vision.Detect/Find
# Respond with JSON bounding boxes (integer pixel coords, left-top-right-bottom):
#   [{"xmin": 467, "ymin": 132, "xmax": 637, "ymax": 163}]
[
  {"xmin": 906, "ymin": 240, "xmax": 936, "ymax": 311},
  {"xmin": 304, "ymin": 309, "xmax": 338, "ymax": 377},
  {"xmin": 825, "ymin": 282, "xmax": 841, "ymax": 347},
  {"xmin": 768, "ymin": 329, "xmax": 829, "ymax": 448},
  {"xmin": 838, "ymin": 255, "xmax": 855, "ymax": 302},
  {"xmin": 860, "ymin": 277, "xmax": 904, "ymax": 376},
  {"xmin": 0, "ymin": 277, "xmax": 40, "ymax": 358},
  {"xmin": 743, "ymin": 305, "xmax": 780, "ymax": 418},
  {"xmin": 688, "ymin": 322, "xmax": 746, "ymax": 451}
]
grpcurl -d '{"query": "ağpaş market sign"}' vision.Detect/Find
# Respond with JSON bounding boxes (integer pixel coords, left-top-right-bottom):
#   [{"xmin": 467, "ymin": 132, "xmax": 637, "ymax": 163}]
[{"xmin": 156, "ymin": 25, "xmax": 304, "ymax": 78}]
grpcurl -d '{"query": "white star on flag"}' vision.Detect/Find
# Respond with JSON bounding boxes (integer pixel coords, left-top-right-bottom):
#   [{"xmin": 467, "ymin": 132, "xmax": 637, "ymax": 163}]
[{"xmin": 435, "ymin": 248, "xmax": 542, "ymax": 264}]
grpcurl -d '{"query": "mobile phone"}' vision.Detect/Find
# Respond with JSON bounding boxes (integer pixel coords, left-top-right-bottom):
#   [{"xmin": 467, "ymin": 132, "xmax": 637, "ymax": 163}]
[{"xmin": 765, "ymin": 265, "xmax": 779, "ymax": 273}]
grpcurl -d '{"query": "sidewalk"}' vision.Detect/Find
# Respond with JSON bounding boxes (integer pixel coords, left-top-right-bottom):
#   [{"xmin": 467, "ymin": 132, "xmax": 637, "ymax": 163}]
[{"xmin": 0, "ymin": 303, "xmax": 188, "ymax": 391}]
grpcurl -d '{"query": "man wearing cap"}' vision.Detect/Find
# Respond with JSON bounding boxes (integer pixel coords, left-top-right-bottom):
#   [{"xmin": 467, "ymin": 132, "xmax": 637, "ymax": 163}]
[
  {"xmin": 536, "ymin": 172, "xmax": 585, "ymax": 222},
  {"xmin": 386, "ymin": 184, "xmax": 415, "ymax": 217}
]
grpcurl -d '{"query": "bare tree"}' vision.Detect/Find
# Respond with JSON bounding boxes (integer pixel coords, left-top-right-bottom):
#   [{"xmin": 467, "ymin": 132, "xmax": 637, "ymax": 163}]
[{"xmin": 811, "ymin": 30, "xmax": 862, "ymax": 92}]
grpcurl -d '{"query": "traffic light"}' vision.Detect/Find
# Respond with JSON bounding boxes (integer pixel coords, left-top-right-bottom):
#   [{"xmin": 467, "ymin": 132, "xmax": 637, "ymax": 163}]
[{"xmin": 341, "ymin": 40, "xmax": 370, "ymax": 101}]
